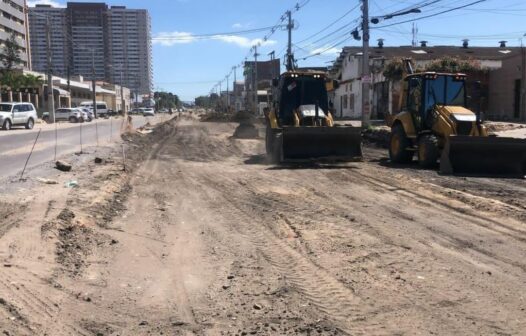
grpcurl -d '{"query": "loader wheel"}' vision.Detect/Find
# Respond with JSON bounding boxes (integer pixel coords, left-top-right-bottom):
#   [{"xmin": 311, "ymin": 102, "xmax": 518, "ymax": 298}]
[
  {"xmin": 265, "ymin": 127, "xmax": 274, "ymax": 155},
  {"xmin": 417, "ymin": 134, "xmax": 439, "ymax": 168},
  {"xmin": 389, "ymin": 124, "xmax": 413, "ymax": 164},
  {"xmin": 270, "ymin": 133, "xmax": 282, "ymax": 164}
]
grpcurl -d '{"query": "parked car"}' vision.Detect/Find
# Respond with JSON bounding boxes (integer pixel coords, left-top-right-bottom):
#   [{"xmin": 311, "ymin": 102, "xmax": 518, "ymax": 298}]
[
  {"xmin": 0, "ymin": 102, "xmax": 38, "ymax": 130},
  {"xmin": 54, "ymin": 108, "xmax": 86, "ymax": 123},
  {"xmin": 79, "ymin": 101, "xmax": 109, "ymax": 117},
  {"xmin": 143, "ymin": 108, "xmax": 155, "ymax": 116},
  {"xmin": 78, "ymin": 108, "xmax": 93, "ymax": 121}
]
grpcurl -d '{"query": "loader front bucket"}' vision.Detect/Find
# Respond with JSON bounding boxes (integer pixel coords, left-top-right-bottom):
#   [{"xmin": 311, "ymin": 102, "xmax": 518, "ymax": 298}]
[
  {"xmin": 440, "ymin": 135, "xmax": 526, "ymax": 177},
  {"xmin": 281, "ymin": 126, "xmax": 362, "ymax": 162}
]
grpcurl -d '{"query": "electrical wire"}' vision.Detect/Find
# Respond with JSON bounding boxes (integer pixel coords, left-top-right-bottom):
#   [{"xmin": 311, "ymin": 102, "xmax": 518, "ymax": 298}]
[{"xmin": 374, "ymin": 0, "xmax": 488, "ymax": 28}]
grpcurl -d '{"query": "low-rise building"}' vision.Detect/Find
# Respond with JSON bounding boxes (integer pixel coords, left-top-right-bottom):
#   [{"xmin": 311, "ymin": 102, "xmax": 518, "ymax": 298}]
[{"xmin": 330, "ymin": 42, "xmax": 522, "ymax": 120}]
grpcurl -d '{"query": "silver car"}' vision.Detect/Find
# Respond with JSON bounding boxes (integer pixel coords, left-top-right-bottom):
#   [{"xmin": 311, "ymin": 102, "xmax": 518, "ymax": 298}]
[
  {"xmin": 54, "ymin": 108, "xmax": 86, "ymax": 123},
  {"xmin": 0, "ymin": 102, "xmax": 38, "ymax": 130}
]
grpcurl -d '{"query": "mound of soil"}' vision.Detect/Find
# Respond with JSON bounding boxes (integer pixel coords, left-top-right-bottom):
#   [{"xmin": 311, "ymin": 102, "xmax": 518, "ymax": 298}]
[
  {"xmin": 485, "ymin": 121, "xmax": 526, "ymax": 134},
  {"xmin": 233, "ymin": 123, "xmax": 259, "ymax": 139},
  {"xmin": 200, "ymin": 111, "xmax": 235, "ymax": 122},
  {"xmin": 362, "ymin": 126, "xmax": 390, "ymax": 148}
]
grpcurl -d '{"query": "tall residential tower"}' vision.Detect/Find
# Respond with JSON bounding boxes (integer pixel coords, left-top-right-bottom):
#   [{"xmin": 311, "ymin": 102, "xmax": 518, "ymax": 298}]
[
  {"xmin": 0, "ymin": 0, "xmax": 31, "ymax": 69},
  {"xmin": 28, "ymin": 2, "xmax": 152, "ymax": 95}
]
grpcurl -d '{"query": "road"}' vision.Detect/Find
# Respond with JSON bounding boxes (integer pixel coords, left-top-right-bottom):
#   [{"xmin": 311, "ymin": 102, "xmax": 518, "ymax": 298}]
[
  {"xmin": 0, "ymin": 116, "xmax": 524, "ymax": 335},
  {"xmin": 0, "ymin": 114, "xmax": 170, "ymax": 178}
]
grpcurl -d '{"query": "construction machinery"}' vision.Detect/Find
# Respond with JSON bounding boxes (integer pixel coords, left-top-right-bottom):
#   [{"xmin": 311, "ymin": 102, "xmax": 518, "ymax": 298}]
[
  {"xmin": 265, "ymin": 70, "xmax": 362, "ymax": 163},
  {"xmin": 388, "ymin": 68, "xmax": 526, "ymax": 177}
]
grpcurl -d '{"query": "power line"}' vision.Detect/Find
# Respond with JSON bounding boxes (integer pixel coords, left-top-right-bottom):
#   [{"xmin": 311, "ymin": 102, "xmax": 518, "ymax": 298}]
[
  {"xmin": 295, "ymin": 3, "xmax": 361, "ymax": 45},
  {"xmin": 374, "ymin": 0, "xmax": 488, "ymax": 28}
]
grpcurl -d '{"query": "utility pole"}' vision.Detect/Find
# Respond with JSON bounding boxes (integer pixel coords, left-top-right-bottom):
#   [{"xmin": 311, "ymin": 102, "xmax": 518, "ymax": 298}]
[
  {"xmin": 46, "ymin": 17, "xmax": 55, "ymax": 123},
  {"xmin": 91, "ymin": 49, "xmax": 97, "ymax": 119},
  {"xmin": 286, "ymin": 11, "xmax": 295, "ymax": 71},
  {"xmin": 361, "ymin": 0, "xmax": 371, "ymax": 128},
  {"xmin": 522, "ymin": 37, "xmax": 526, "ymax": 121},
  {"xmin": 233, "ymin": 66, "xmax": 237, "ymax": 111},
  {"xmin": 226, "ymin": 73, "xmax": 230, "ymax": 111},
  {"xmin": 254, "ymin": 45, "xmax": 259, "ymax": 115},
  {"xmin": 120, "ymin": 69, "xmax": 126, "ymax": 116}
]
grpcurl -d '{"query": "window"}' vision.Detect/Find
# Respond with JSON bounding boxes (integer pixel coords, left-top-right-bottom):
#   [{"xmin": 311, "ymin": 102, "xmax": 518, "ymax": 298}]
[
  {"xmin": 343, "ymin": 94, "xmax": 348, "ymax": 109},
  {"xmin": 349, "ymin": 94, "xmax": 354, "ymax": 112}
]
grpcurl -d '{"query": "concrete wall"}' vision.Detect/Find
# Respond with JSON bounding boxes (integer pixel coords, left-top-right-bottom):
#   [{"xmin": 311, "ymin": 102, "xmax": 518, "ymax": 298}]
[{"xmin": 488, "ymin": 54, "xmax": 523, "ymax": 121}]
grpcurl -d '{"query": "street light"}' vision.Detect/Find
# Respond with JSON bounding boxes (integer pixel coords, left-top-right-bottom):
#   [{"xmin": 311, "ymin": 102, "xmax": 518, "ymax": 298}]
[
  {"xmin": 371, "ymin": 8, "xmax": 421, "ymax": 24},
  {"xmin": 108, "ymin": 64, "xmax": 127, "ymax": 116}
]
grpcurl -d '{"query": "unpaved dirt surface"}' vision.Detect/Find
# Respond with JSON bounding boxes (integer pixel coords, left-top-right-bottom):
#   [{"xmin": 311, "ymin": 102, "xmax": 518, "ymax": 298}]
[{"xmin": 0, "ymin": 115, "xmax": 525, "ymax": 335}]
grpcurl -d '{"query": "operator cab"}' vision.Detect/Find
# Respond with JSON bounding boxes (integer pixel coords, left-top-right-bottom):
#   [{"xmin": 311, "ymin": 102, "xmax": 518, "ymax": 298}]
[
  {"xmin": 276, "ymin": 72, "xmax": 330, "ymax": 126},
  {"xmin": 405, "ymin": 73, "xmax": 467, "ymax": 132}
]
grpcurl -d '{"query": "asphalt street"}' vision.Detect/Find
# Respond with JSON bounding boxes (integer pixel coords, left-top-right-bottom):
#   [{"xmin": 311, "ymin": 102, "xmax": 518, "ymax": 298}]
[{"xmin": 0, "ymin": 115, "xmax": 170, "ymax": 179}]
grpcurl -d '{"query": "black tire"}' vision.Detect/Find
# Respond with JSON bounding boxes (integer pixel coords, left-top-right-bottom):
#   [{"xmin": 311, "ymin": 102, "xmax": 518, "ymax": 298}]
[
  {"xmin": 69, "ymin": 116, "xmax": 78, "ymax": 123},
  {"xmin": 270, "ymin": 133, "xmax": 282, "ymax": 164},
  {"xmin": 265, "ymin": 126, "xmax": 274, "ymax": 155},
  {"xmin": 2, "ymin": 120, "xmax": 11, "ymax": 131},
  {"xmin": 42, "ymin": 116, "xmax": 50, "ymax": 124},
  {"xmin": 389, "ymin": 124, "xmax": 413, "ymax": 163},
  {"xmin": 417, "ymin": 134, "xmax": 439, "ymax": 168},
  {"xmin": 25, "ymin": 118, "xmax": 34, "ymax": 129}
]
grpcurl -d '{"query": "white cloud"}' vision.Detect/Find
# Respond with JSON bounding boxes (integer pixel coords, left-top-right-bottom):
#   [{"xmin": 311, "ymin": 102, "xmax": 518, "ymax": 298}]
[
  {"xmin": 152, "ymin": 32, "xmax": 196, "ymax": 46},
  {"xmin": 212, "ymin": 35, "xmax": 276, "ymax": 48},
  {"xmin": 231, "ymin": 22, "xmax": 252, "ymax": 29},
  {"xmin": 153, "ymin": 31, "xmax": 276, "ymax": 49},
  {"xmin": 310, "ymin": 46, "xmax": 341, "ymax": 56},
  {"xmin": 27, "ymin": 0, "xmax": 64, "ymax": 7}
]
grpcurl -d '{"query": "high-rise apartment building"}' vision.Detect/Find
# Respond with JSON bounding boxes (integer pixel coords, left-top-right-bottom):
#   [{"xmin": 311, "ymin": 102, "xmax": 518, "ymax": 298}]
[
  {"xmin": 0, "ymin": 0, "xmax": 31, "ymax": 69},
  {"xmin": 28, "ymin": 2, "xmax": 152, "ymax": 95}
]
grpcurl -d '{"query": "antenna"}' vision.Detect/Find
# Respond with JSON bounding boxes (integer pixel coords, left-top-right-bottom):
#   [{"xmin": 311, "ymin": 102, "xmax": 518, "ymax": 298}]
[{"xmin": 412, "ymin": 23, "xmax": 418, "ymax": 47}]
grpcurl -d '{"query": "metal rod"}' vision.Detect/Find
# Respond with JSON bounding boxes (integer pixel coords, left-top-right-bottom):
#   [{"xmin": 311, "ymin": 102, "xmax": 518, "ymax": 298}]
[
  {"xmin": 361, "ymin": 0, "xmax": 371, "ymax": 128},
  {"xmin": 121, "ymin": 144, "xmax": 127, "ymax": 172},
  {"xmin": 20, "ymin": 129, "xmax": 42, "ymax": 181},
  {"xmin": 80, "ymin": 120, "xmax": 83, "ymax": 153},
  {"xmin": 54, "ymin": 120, "xmax": 57, "ymax": 161}
]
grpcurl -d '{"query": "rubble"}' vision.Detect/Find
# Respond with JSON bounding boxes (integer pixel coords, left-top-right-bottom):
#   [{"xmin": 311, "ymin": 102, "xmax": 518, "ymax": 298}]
[{"xmin": 55, "ymin": 160, "xmax": 72, "ymax": 172}]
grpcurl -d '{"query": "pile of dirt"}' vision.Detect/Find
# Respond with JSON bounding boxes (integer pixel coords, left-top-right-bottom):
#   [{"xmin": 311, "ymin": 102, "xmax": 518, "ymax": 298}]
[
  {"xmin": 362, "ymin": 126, "xmax": 390, "ymax": 148},
  {"xmin": 46, "ymin": 209, "xmax": 110, "ymax": 277},
  {"xmin": 233, "ymin": 123, "xmax": 259, "ymax": 139},
  {"xmin": 200, "ymin": 111, "xmax": 235, "ymax": 122},
  {"xmin": 486, "ymin": 121, "xmax": 526, "ymax": 134}
]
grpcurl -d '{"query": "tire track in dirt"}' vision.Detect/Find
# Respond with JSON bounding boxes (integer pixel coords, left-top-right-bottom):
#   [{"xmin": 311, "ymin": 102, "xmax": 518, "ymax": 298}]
[
  {"xmin": 0, "ymin": 268, "xmax": 91, "ymax": 336},
  {"xmin": 184, "ymin": 173, "xmax": 377, "ymax": 335}
]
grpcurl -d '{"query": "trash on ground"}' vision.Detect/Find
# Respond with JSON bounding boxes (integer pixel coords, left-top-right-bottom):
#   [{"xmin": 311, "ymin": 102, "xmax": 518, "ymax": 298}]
[
  {"xmin": 56, "ymin": 161, "xmax": 72, "ymax": 172},
  {"xmin": 65, "ymin": 180, "xmax": 79, "ymax": 188},
  {"xmin": 36, "ymin": 178, "xmax": 59, "ymax": 185}
]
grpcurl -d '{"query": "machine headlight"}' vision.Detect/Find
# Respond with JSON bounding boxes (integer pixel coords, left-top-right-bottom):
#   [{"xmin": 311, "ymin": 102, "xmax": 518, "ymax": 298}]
[{"xmin": 451, "ymin": 113, "xmax": 476, "ymax": 122}]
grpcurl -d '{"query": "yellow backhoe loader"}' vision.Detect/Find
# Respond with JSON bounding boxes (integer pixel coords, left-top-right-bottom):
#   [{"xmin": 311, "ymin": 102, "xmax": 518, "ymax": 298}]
[
  {"xmin": 265, "ymin": 70, "xmax": 362, "ymax": 163},
  {"xmin": 388, "ymin": 67, "xmax": 526, "ymax": 177}
]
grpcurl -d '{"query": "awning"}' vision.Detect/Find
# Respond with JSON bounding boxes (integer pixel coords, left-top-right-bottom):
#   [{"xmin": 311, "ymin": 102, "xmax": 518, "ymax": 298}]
[{"xmin": 53, "ymin": 87, "xmax": 70, "ymax": 96}]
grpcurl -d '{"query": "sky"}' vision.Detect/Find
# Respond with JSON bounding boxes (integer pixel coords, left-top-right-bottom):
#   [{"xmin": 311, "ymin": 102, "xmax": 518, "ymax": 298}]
[{"xmin": 28, "ymin": 0, "xmax": 526, "ymax": 102}]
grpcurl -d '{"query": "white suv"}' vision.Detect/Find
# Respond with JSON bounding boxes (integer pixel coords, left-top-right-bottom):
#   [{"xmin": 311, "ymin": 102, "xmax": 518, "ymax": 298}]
[
  {"xmin": 0, "ymin": 102, "xmax": 38, "ymax": 130},
  {"xmin": 55, "ymin": 108, "xmax": 86, "ymax": 123}
]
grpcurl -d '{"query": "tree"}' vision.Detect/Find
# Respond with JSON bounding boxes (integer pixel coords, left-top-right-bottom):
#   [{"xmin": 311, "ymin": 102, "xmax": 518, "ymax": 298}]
[
  {"xmin": 195, "ymin": 93, "xmax": 219, "ymax": 108},
  {"xmin": 154, "ymin": 91, "xmax": 181, "ymax": 109},
  {"xmin": 0, "ymin": 32, "xmax": 22, "ymax": 71}
]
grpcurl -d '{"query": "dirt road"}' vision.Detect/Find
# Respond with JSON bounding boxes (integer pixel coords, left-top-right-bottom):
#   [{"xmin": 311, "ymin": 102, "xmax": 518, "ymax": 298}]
[{"xmin": 0, "ymin": 116, "xmax": 524, "ymax": 335}]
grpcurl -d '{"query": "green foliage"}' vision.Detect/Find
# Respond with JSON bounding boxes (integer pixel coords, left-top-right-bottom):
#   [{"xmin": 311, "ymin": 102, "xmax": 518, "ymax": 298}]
[
  {"xmin": 153, "ymin": 91, "xmax": 180, "ymax": 109},
  {"xmin": 0, "ymin": 32, "xmax": 22, "ymax": 71},
  {"xmin": 0, "ymin": 72, "xmax": 43, "ymax": 91},
  {"xmin": 195, "ymin": 93, "xmax": 219, "ymax": 107},
  {"xmin": 422, "ymin": 56, "xmax": 485, "ymax": 73},
  {"xmin": 383, "ymin": 58, "xmax": 406, "ymax": 81}
]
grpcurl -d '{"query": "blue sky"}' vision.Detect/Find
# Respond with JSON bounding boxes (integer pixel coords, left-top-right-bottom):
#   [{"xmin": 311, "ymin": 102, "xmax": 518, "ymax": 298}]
[{"xmin": 29, "ymin": 0, "xmax": 526, "ymax": 101}]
